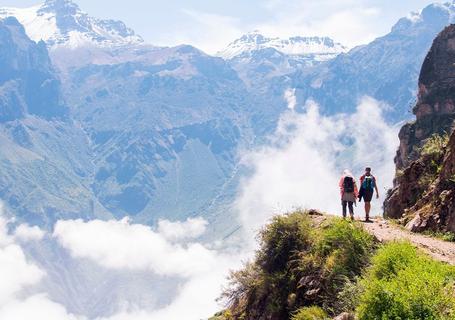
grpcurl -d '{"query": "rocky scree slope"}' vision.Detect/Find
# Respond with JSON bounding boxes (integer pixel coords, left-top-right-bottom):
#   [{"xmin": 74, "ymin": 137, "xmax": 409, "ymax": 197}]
[{"xmin": 385, "ymin": 24, "xmax": 455, "ymax": 233}]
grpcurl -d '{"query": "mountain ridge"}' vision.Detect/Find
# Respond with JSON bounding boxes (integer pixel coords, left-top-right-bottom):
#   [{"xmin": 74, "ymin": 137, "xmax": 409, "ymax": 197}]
[
  {"xmin": 0, "ymin": 0, "xmax": 143, "ymax": 49},
  {"xmin": 217, "ymin": 30, "xmax": 347, "ymax": 61}
]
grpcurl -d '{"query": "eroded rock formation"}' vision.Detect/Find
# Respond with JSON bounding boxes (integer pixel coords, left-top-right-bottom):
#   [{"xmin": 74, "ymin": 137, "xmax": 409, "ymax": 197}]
[{"xmin": 385, "ymin": 24, "xmax": 455, "ymax": 232}]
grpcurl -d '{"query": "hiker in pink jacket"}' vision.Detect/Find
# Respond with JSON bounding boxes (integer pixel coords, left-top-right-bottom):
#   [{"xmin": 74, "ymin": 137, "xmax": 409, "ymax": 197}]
[{"xmin": 339, "ymin": 169, "xmax": 359, "ymax": 220}]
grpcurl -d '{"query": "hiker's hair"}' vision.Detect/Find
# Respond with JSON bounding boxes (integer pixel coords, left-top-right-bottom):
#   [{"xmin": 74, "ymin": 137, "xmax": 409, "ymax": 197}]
[{"xmin": 365, "ymin": 167, "xmax": 371, "ymax": 172}]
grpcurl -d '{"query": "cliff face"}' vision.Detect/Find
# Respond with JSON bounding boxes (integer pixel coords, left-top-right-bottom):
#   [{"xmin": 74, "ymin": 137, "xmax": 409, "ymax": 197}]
[
  {"xmin": 396, "ymin": 24, "xmax": 455, "ymax": 169},
  {"xmin": 0, "ymin": 17, "xmax": 67, "ymax": 122},
  {"xmin": 385, "ymin": 24, "xmax": 455, "ymax": 232}
]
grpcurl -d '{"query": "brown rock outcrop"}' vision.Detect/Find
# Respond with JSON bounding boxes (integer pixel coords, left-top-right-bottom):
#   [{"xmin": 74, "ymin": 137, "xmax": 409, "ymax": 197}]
[
  {"xmin": 385, "ymin": 24, "xmax": 455, "ymax": 232},
  {"xmin": 395, "ymin": 24, "xmax": 455, "ymax": 169},
  {"xmin": 406, "ymin": 132, "xmax": 455, "ymax": 232}
]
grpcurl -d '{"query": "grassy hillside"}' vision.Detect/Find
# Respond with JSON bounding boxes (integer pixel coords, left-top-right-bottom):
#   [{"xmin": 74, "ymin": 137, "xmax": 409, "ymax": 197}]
[{"xmin": 212, "ymin": 211, "xmax": 455, "ymax": 320}]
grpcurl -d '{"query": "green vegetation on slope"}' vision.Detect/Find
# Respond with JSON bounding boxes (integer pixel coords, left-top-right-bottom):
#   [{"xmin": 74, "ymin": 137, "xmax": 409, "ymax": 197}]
[
  {"xmin": 357, "ymin": 242, "xmax": 455, "ymax": 320},
  {"xmin": 219, "ymin": 211, "xmax": 375, "ymax": 319},
  {"xmin": 291, "ymin": 306, "xmax": 328, "ymax": 320},
  {"xmin": 417, "ymin": 133, "xmax": 450, "ymax": 190},
  {"xmin": 421, "ymin": 133, "xmax": 450, "ymax": 158},
  {"xmin": 216, "ymin": 211, "xmax": 455, "ymax": 320}
]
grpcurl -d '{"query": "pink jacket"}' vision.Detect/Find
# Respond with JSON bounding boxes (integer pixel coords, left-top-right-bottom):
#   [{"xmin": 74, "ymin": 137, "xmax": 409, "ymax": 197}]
[{"xmin": 339, "ymin": 175, "xmax": 359, "ymax": 198}]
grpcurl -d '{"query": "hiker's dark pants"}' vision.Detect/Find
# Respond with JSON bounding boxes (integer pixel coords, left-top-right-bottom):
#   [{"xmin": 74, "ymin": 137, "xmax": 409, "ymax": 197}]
[{"xmin": 342, "ymin": 201, "xmax": 354, "ymax": 217}]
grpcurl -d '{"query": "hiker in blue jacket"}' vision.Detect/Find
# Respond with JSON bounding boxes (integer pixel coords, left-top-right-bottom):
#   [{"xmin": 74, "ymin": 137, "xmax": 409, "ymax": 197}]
[{"xmin": 358, "ymin": 167, "xmax": 379, "ymax": 222}]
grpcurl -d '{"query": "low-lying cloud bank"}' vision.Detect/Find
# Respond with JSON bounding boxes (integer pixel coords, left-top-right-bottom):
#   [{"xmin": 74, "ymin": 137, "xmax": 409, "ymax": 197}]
[
  {"xmin": 0, "ymin": 203, "xmax": 82, "ymax": 320},
  {"xmin": 53, "ymin": 217, "xmax": 217, "ymax": 278},
  {"xmin": 236, "ymin": 95, "xmax": 400, "ymax": 238},
  {"xmin": 0, "ymin": 206, "xmax": 245, "ymax": 320}
]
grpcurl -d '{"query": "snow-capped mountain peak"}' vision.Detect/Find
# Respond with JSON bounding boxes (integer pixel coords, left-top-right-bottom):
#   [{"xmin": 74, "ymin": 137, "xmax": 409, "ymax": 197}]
[
  {"xmin": 218, "ymin": 30, "xmax": 348, "ymax": 60},
  {"xmin": 0, "ymin": 0, "xmax": 143, "ymax": 49}
]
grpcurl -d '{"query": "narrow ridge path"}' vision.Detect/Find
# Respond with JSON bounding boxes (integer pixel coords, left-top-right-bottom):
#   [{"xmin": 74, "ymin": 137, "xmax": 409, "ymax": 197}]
[{"xmin": 362, "ymin": 218, "xmax": 455, "ymax": 265}]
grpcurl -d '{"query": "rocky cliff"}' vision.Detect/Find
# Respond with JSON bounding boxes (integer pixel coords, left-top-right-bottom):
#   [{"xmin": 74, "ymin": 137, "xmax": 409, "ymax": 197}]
[
  {"xmin": 384, "ymin": 24, "xmax": 455, "ymax": 232},
  {"xmin": 0, "ymin": 17, "xmax": 67, "ymax": 121}
]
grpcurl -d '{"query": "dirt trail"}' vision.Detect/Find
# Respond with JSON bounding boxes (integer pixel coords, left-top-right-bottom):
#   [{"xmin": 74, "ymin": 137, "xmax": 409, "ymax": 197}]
[{"xmin": 362, "ymin": 218, "xmax": 455, "ymax": 265}]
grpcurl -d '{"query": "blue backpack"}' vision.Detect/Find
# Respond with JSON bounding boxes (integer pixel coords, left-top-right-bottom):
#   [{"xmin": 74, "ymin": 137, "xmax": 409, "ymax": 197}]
[{"xmin": 362, "ymin": 175, "xmax": 375, "ymax": 191}]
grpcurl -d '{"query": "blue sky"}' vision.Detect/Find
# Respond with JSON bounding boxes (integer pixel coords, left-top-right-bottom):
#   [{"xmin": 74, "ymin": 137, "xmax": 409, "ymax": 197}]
[{"xmin": 0, "ymin": 0, "xmax": 438, "ymax": 53}]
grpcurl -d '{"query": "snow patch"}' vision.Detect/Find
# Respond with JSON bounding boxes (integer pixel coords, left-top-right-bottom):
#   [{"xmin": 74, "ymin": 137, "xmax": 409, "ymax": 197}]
[
  {"xmin": 218, "ymin": 30, "xmax": 348, "ymax": 60},
  {"xmin": 0, "ymin": 2, "xmax": 143, "ymax": 49}
]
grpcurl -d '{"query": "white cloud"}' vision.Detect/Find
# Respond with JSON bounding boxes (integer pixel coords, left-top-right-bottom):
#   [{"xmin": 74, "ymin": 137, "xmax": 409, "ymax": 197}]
[
  {"xmin": 284, "ymin": 88, "xmax": 297, "ymax": 110},
  {"xmin": 0, "ymin": 205, "xmax": 44, "ymax": 306},
  {"xmin": 98, "ymin": 253, "xmax": 239, "ymax": 320},
  {"xmin": 14, "ymin": 224, "xmax": 45, "ymax": 242},
  {"xmin": 236, "ymin": 94, "xmax": 399, "ymax": 238},
  {"xmin": 258, "ymin": 0, "xmax": 382, "ymax": 47},
  {"xmin": 0, "ymin": 244, "xmax": 44, "ymax": 305},
  {"xmin": 174, "ymin": 0, "xmax": 433, "ymax": 54},
  {"xmin": 157, "ymin": 217, "xmax": 208, "ymax": 242},
  {"xmin": 0, "ymin": 294, "xmax": 84, "ymax": 320},
  {"xmin": 0, "ymin": 204, "xmax": 80, "ymax": 320},
  {"xmin": 0, "ymin": 202, "xmax": 247, "ymax": 320},
  {"xmin": 54, "ymin": 217, "xmax": 225, "ymax": 278},
  {"xmin": 52, "ymin": 217, "xmax": 247, "ymax": 320},
  {"xmin": 175, "ymin": 9, "xmax": 243, "ymax": 54}
]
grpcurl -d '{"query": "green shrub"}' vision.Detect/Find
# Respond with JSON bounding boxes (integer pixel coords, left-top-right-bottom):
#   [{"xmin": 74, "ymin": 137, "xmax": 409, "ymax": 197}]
[
  {"xmin": 441, "ymin": 232, "xmax": 455, "ymax": 242},
  {"xmin": 367, "ymin": 241, "xmax": 419, "ymax": 280},
  {"xmin": 221, "ymin": 213, "xmax": 375, "ymax": 319},
  {"xmin": 257, "ymin": 211, "xmax": 313, "ymax": 273},
  {"xmin": 221, "ymin": 262, "xmax": 263, "ymax": 315},
  {"xmin": 356, "ymin": 242, "xmax": 455, "ymax": 320},
  {"xmin": 336, "ymin": 278, "xmax": 364, "ymax": 314},
  {"xmin": 209, "ymin": 310, "xmax": 233, "ymax": 320},
  {"xmin": 421, "ymin": 133, "xmax": 449, "ymax": 157},
  {"xmin": 307, "ymin": 219, "xmax": 375, "ymax": 314},
  {"xmin": 317, "ymin": 219, "xmax": 375, "ymax": 278},
  {"xmin": 222, "ymin": 212, "xmax": 314, "ymax": 319},
  {"xmin": 423, "ymin": 230, "xmax": 455, "ymax": 242},
  {"xmin": 292, "ymin": 306, "xmax": 328, "ymax": 320}
]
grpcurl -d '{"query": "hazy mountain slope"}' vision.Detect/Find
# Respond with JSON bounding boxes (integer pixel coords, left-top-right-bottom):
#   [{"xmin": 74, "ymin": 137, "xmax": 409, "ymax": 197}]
[
  {"xmin": 0, "ymin": 17, "xmax": 110, "ymax": 227},
  {"xmin": 219, "ymin": 3, "xmax": 455, "ymax": 123},
  {"xmin": 0, "ymin": 1, "xmax": 254, "ymax": 230},
  {"xmin": 292, "ymin": 2, "xmax": 455, "ymax": 120},
  {"xmin": 61, "ymin": 43, "xmax": 254, "ymax": 226},
  {"xmin": 218, "ymin": 31, "xmax": 347, "ymax": 93}
]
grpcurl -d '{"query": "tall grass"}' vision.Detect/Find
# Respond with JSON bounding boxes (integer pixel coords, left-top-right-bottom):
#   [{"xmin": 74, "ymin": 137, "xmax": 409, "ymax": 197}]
[{"xmin": 356, "ymin": 242, "xmax": 455, "ymax": 320}]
